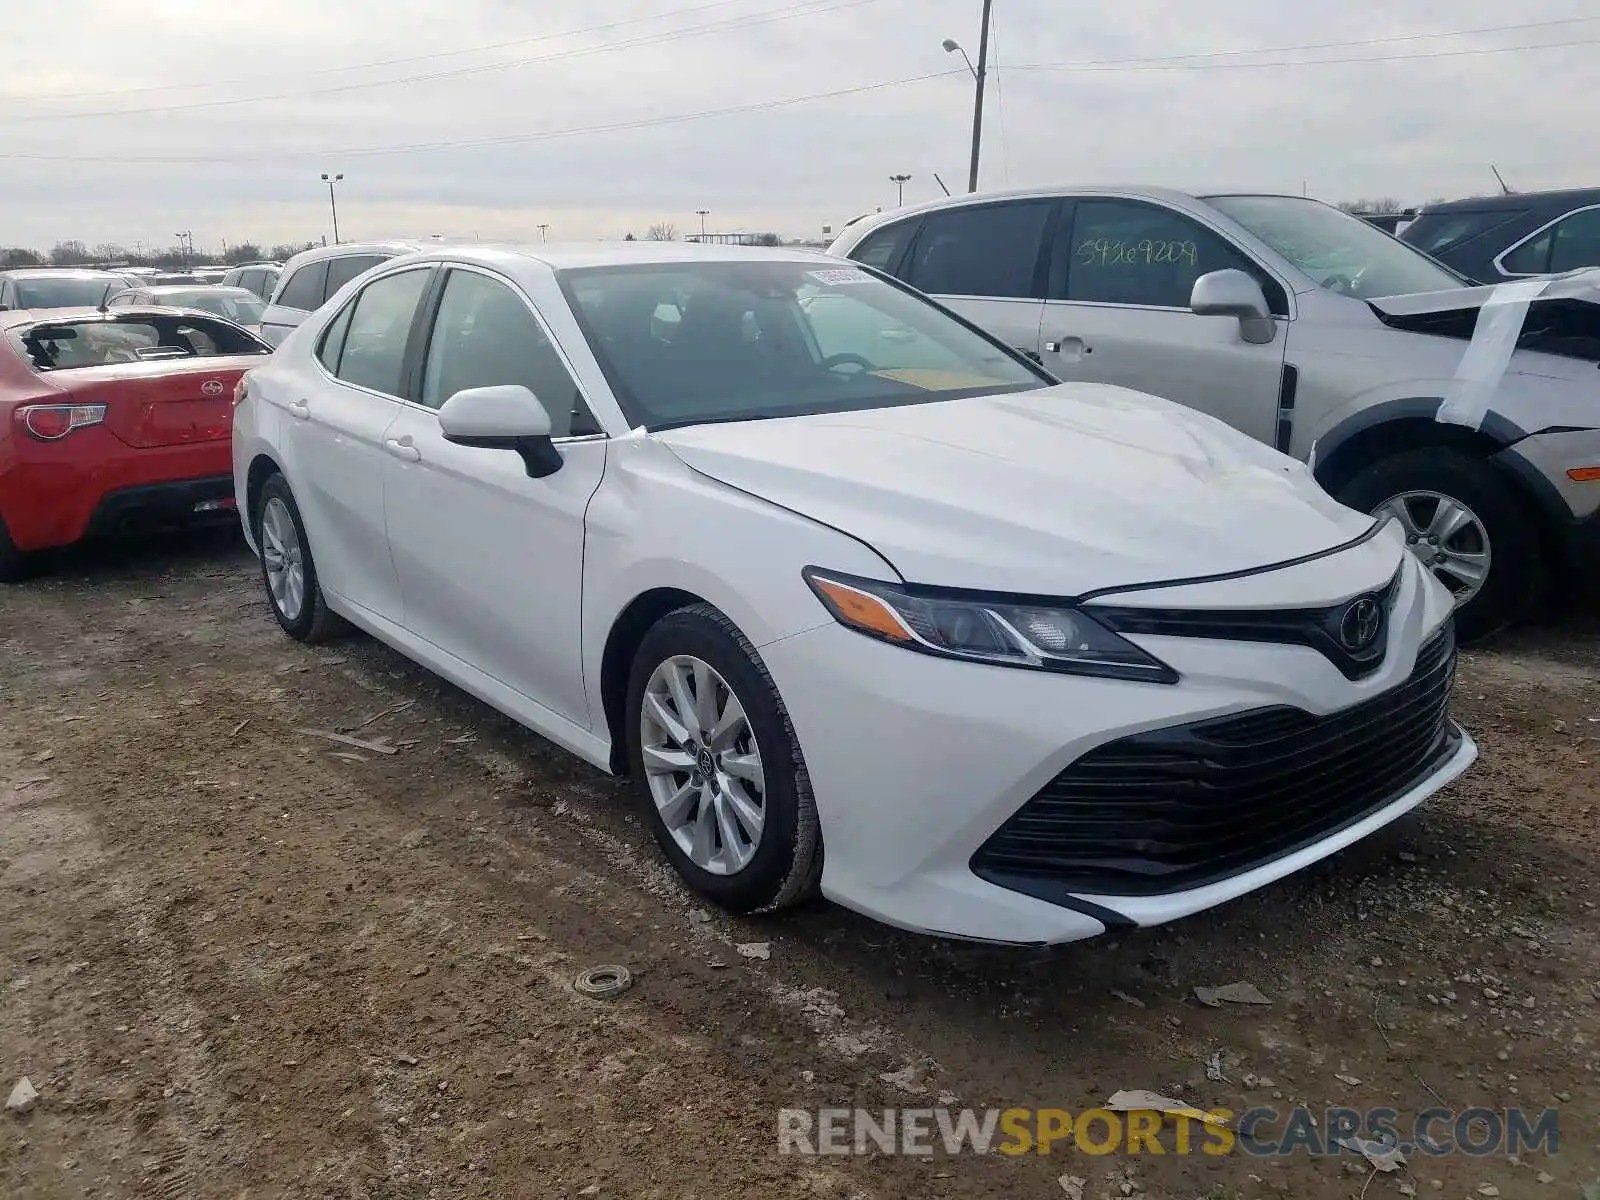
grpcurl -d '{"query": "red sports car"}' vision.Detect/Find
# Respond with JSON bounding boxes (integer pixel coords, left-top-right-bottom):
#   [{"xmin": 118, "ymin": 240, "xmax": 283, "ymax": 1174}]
[{"xmin": 0, "ymin": 306, "xmax": 271, "ymax": 580}]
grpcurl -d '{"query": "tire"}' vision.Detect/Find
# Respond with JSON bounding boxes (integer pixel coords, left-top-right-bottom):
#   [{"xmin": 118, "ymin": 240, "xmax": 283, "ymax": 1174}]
[
  {"xmin": 0, "ymin": 514, "xmax": 32, "ymax": 584},
  {"xmin": 252, "ymin": 474, "xmax": 345, "ymax": 643},
  {"xmin": 1332, "ymin": 447, "xmax": 1546, "ymax": 643},
  {"xmin": 624, "ymin": 603, "xmax": 822, "ymax": 915}
]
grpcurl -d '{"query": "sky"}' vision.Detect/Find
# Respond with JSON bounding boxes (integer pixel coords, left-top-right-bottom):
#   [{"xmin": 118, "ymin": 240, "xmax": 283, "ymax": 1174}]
[{"xmin": 1, "ymin": 0, "xmax": 1597, "ymax": 255}]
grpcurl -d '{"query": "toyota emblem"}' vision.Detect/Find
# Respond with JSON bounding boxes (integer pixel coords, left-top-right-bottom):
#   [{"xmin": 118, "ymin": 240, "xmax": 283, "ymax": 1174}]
[
  {"xmin": 201, "ymin": 380, "xmax": 224, "ymax": 396},
  {"xmin": 1339, "ymin": 597, "xmax": 1383, "ymax": 652}
]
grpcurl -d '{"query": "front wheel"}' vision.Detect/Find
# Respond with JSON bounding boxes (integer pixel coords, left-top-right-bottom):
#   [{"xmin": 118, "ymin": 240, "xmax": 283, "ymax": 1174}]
[
  {"xmin": 1332, "ymin": 447, "xmax": 1546, "ymax": 643},
  {"xmin": 625, "ymin": 603, "xmax": 822, "ymax": 914}
]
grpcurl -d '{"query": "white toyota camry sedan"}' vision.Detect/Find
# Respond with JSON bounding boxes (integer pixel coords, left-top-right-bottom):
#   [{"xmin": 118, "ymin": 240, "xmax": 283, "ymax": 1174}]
[{"xmin": 231, "ymin": 242, "xmax": 1476, "ymax": 944}]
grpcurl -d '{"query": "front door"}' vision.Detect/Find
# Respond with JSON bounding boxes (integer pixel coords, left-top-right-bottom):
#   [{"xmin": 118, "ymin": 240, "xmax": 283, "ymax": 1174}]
[
  {"xmin": 1040, "ymin": 198, "xmax": 1289, "ymax": 447},
  {"xmin": 382, "ymin": 266, "xmax": 606, "ymax": 729}
]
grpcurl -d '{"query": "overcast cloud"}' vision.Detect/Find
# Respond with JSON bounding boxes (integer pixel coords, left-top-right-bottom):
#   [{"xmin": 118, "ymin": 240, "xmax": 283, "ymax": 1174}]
[{"xmin": 2, "ymin": 0, "xmax": 1596, "ymax": 254}]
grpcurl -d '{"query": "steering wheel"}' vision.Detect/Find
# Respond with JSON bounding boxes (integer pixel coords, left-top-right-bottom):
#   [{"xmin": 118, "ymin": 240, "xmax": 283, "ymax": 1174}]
[{"xmin": 821, "ymin": 352, "xmax": 873, "ymax": 375}]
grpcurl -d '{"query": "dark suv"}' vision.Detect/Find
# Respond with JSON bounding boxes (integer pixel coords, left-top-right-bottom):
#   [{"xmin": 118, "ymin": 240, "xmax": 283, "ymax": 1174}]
[{"xmin": 1401, "ymin": 188, "xmax": 1600, "ymax": 284}]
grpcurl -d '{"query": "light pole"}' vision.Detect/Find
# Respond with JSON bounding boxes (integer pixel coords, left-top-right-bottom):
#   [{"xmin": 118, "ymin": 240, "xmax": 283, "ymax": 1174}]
[
  {"xmin": 538, "ymin": 223, "xmax": 550, "ymax": 242},
  {"xmin": 320, "ymin": 173, "xmax": 344, "ymax": 244},
  {"xmin": 889, "ymin": 174, "xmax": 912, "ymax": 206},
  {"xmin": 173, "ymin": 231, "xmax": 192, "ymax": 269},
  {"xmin": 696, "ymin": 210, "xmax": 710, "ymax": 240},
  {"xmin": 943, "ymin": 0, "xmax": 994, "ymax": 193}
]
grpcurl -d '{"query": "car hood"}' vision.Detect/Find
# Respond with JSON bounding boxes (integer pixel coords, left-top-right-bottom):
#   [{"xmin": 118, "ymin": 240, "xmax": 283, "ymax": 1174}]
[
  {"xmin": 655, "ymin": 384, "xmax": 1376, "ymax": 596},
  {"xmin": 1369, "ymin": 268, "xmax": 1600, "ymax": 362}
]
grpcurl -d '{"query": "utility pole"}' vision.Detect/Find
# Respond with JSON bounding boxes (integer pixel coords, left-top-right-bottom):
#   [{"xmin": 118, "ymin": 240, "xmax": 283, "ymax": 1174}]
[
  {"xmin": 537, "ymin": 223, "xmax": 550, "ymax": 242},
  {"xmin": 968, "ymin": 0, "xmax": 993, "ymax": 193},
  {"xmin": 321, "ymin": 173, "xmax": 344, "ymax": 244},
  {"xmin": 696, "ymin": 210, "xmax": 710, "ymax": 239},
  {"xmin": 890, "ymin": 174, "xmax": 912, "ymax": 206}
]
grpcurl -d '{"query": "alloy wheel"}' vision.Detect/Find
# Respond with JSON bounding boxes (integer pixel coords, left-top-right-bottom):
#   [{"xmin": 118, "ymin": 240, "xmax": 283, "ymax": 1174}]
[
  {"xmin": 260, "ymin": 496, "xmax": 307, "ymax": 622},
  {"xmin": 639, "ymin": 654, "xmax": 766, "ymax": 876},
  {"xmin": 1374, "ymin": 489, "xmax": 1492, "ymax": 607}
]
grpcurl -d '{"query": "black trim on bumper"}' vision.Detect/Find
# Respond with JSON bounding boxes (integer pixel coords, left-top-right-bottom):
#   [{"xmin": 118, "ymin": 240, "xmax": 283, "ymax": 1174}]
[
  {"xmin": 83, "ymin": 476, "xmax": 236, "ymax": 538},
  {"xmin": 972, "ymin": 625, "xmax": 1460, "ymax": 904}
]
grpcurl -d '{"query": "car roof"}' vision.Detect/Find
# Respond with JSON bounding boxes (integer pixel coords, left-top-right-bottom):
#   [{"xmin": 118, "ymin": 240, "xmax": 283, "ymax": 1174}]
[
  {"xmin": 278, "ymin": 238, "xmax": 468, "ymax": 272},
  {"xmin": 0, "ymin": 268, "xmax": 126, "ymax": 281},
  {"xmin": 382, "ymin": 241, "xmax": 835, "ymax": 273},
  {"xmin": 1418, "ymin": 187, "xmax": 1600, "ymax": 213},
  {"xmin": 136, "ymin": 284, "xmax": 258, "ymax": 296},
  {"xmin": 828, "ymin": 185, "xmax": 1318, "ymax": 245}
]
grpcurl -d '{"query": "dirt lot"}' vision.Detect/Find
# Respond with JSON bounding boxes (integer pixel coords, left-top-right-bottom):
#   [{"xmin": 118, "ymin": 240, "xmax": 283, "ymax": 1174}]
[{"xmin": 2, "ymin": 530, "xmax": 1596, "ymax": 1200}]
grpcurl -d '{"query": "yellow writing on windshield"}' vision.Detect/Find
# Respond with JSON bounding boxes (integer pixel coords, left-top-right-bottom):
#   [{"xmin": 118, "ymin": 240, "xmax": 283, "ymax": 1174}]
[{"xmin": 870, "ymin": 368, "xmax": 1005, "ymax": 391}]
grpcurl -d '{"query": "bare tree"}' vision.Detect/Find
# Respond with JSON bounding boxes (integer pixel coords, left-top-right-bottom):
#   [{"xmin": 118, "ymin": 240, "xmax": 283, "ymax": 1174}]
[
  {"xmin": 49, "ymin": 240, "xmax": 90, "ymax": 265},
  {"xmin": 91, "ymin": 242, "xmax": 130, "ymax": 263},
  {"xmin": 647, "ymin": 222, "xmax": 677, "ymax": 242},
  {"xmin": 753, "ymin": 232, "xmax": 782, "ymax": 247},
  {"xmin": 225, "ymin": 242, "xmax": 264, "ymax": 264},
  {"xmin": 623, "ymin": 232, "xmax": 637, "ymax": 241},
  {"xmin": 3, "ymin": 247, "xmax": 44, "ymax": 267},
  {"xmin": 1337, "ymin": 197, "xmax": 1404, "ymax": 214}
]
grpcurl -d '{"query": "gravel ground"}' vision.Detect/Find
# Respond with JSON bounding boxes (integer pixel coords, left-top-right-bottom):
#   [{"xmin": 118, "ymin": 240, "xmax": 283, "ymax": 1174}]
[{"xmin": 1, "ymin": 530, "xmax": 1596, "ymax": 1200}]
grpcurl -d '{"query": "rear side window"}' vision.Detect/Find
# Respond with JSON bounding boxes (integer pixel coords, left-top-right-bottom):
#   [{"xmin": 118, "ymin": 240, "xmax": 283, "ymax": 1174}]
[
  {"xmin": 1547, "ymin": 208, "xmax": 1600, "ymax": 274},
  {"xmin": 904, "ymin": 201, "xmax": 1052, "ymax": 298},
  {"xmin": 275, "ymin": 260, "xmax": 329, "ymax": 311},
  {"xmin": 849, "ymin": 221, "xmax": 918, "ymax": 276},
  {"xmin": 14, "ymin": 314, "xmax": 265, "ymax": 371},
  {"xmin": 330, "ymin": 268, "xmax": 431, "ymax": 396},
  {"xmin": 325, "ymin": 254, "xmax": 389, "ymax": 297}
]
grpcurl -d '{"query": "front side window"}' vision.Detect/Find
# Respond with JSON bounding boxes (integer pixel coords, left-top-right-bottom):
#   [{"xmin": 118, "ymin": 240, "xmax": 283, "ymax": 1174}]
[
  {"xmin": 275, "ymin": 260, "xmax": 329, "ymax": 311},
  {"xmin": 419, "ymin": 269, "xmax": 597, "ymax": 435},
  {"xmin": 560, "ymin": 260, "xmax": 1045, "ymax": 431},
  {"xmin": 1208, "ymin": 194, "xmax": 1462, "ymax": 298},
  {"xmin": 1056, "ymin": 200, "xmax": 1277, "ymax": 310},
  {"xmin": 331, "ymin": 268, "xmax": 430, "ymax": 396},
  {"xmin": 904, "ymin": 201, "xmax": 1053, "ymax": 298}
]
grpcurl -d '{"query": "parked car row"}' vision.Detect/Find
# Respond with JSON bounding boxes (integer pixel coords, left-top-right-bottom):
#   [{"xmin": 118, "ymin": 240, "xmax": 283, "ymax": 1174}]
[
  {"xmin": 829, "ymin": 187, "xmax": 1600, "ymax": 641},
  {"xmin": 2, "ymin": 195, "xmax": 1595, "ymax": 945}
]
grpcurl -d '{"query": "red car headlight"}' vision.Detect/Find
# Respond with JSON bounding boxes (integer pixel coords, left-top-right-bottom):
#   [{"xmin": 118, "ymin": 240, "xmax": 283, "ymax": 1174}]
[{"xmin": 19, "ymin": 404, "xmax": 107, "ymax": 441}]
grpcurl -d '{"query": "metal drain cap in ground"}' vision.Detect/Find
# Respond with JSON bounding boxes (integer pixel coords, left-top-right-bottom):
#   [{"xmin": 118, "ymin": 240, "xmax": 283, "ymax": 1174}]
[{"xmin": 573, "ymin": 965, "xmax": 633, "ymax": 999}]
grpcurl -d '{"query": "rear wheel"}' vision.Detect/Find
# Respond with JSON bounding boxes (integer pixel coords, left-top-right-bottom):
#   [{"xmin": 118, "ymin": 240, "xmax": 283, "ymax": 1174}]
[
  {"xmin": 0, "ymin": 515, "xmax": 33, "ymax": 584},
  {"xmin": 625, "ymin": 603, "xmax": 822, "ymax": 914},
  {"xmin": 253, "ymin": 474, "xmax": 344, "ymax": 643},
  {"xmin": 1333, "ymin": 447, "xmax": 1546, "ymax": 643}
]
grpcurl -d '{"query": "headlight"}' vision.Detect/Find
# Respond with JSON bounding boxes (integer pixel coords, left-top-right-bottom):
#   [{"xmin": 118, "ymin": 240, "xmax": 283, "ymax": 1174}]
[{"xmin": 803, "ymin": 569, "xmax": 1177, "ymax": 684}]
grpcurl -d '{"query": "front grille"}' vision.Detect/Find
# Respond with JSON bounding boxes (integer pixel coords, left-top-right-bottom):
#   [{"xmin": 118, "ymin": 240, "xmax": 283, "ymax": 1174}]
[{"xmin": 972, "ymin": 625, "xmax": 1460, "ymax": 899}]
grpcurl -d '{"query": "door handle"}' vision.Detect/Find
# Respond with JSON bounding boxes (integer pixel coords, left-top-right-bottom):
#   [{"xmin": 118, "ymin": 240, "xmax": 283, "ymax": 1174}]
[
  {"xmin": 384, "ymin": 437, "xmax": 421, "ymax": 463},
  {"xmin": 1044, "ymin": 336, "xmax": 1090, "ymax": 359},
  {"xmin": 286, "ymin": 399, "xmax": 310, "ymax": 420}
]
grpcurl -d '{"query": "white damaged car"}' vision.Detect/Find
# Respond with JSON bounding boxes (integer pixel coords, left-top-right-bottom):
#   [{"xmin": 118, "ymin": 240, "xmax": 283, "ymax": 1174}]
[{"xmin": 232, "ymin": 243, "xmax": 1475, "ymax": 943}]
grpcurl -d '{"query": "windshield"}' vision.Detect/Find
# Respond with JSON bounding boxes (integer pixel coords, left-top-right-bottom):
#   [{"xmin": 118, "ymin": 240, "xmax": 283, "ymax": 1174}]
[
  {"xmin": 558, "ymin": 261, "xmax": 1044, "ymax": 430},
  {"xmin": 163, "ymin": 289, "xmax": 266, "ymax": 324},
  {"xmin": 1207, "ymin": 196, "xmax": 1463, "ymax": 299},
  {"xmin": 12, "ymin": 277, "xmax": 116, "ymax": 309}
]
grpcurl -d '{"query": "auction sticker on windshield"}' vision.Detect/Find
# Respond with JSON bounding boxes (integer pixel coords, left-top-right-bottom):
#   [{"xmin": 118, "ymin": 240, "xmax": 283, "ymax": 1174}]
[{"xmin": 808, "ymin": 267, "xmax": 871, "ymax": 285}]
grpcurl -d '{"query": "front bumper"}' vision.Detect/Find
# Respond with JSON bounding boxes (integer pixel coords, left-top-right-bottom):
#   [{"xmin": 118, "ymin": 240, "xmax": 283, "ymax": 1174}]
[{"xmin": 761, "ymin": 551, "xmax": 1474, "ymax": 944}]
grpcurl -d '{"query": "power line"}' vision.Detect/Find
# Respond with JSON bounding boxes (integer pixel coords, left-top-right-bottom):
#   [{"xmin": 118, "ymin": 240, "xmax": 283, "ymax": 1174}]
[
  {"xmin": 12, "ymin": 0, "xmax": 758, "ymax": 101},
  {"xmin": 1012, "ymin": 28, "xmax": 1600, "ymax": 73},
  {"xmin": 0, "ymin": 0, "xmax": 885, "ymax": 124},
  {"xmin": 0, "ymin": 69, "xmax": 967, "ymax": 164}
]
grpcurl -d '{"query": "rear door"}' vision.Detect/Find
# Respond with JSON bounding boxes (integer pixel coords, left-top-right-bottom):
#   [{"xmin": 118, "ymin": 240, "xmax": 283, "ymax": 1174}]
[
  {"xmin": 287, "ymin": 265, "xmax": 435, "ymax": 621},
  {"xmin": 1040, "ymin": 197, "xmax": 1289, "ymax": 447},
  {"xmin": 890, "ymin": 199, "xmax": 1055, "ymax": 364},
  {"xmin": 260, "ymin": 259, "xmax": 328, "ymax": 347}
]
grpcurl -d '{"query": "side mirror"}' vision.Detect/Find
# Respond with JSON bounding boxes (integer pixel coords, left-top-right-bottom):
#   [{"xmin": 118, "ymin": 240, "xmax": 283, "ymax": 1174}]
[
  {"xmin": 1190, "ymin": 269, "xmax": 1276, "ymax": 345},
  {"xmin": 438, "ymin": 384, "xmax": 562, "ymax": 478}
]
